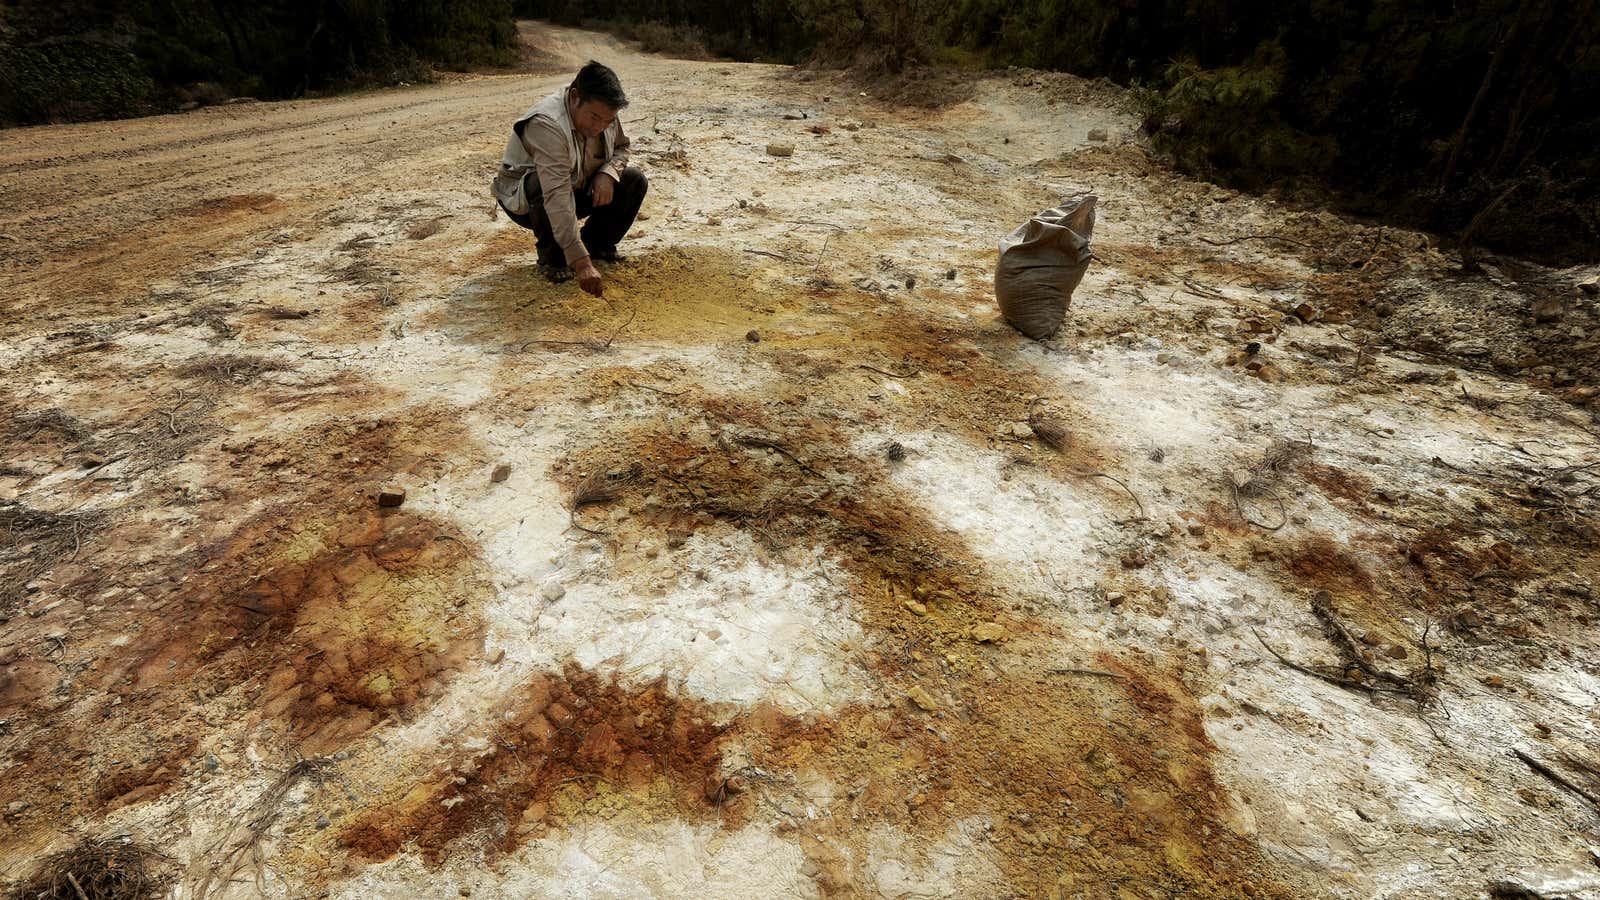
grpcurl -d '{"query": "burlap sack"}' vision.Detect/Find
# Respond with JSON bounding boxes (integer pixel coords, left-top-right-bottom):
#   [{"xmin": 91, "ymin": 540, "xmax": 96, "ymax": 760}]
[{"xmin": 994, "ymin": 196, "xmax": 1096, "ymax": 339}]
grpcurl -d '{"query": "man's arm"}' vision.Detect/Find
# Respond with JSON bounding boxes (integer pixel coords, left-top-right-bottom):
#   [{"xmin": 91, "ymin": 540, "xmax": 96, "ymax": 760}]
[
  {"xmin": 522, "ymin": 118, "xmax": 589, "ymax": 267},
  {"xmin": 598, "ymin": 117, "xmax": 631, "ymax": 184}
]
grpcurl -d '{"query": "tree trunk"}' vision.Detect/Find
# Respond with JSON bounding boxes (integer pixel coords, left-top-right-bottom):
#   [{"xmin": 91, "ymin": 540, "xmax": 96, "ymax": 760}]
[{"xmin": 1438, "ymin": 0, "xmax": 1530, "ymax": 193}]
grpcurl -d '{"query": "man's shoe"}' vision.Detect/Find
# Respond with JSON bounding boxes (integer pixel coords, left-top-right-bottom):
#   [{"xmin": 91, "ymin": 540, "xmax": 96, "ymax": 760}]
[{"xmin": 540, "ymin": 263, "xmax": 574, "ymax": 283}]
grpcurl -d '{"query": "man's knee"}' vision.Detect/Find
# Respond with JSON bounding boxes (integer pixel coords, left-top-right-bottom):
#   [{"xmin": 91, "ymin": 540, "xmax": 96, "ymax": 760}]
[{"xmin": 620, "ymin": 167, "xmax": 648, "ymax": 198}]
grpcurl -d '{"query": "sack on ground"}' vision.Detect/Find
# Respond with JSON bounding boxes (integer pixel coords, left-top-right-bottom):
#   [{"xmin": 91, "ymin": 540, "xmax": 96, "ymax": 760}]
[{"xmin": 994, "ymin": 196, "xmax": 1096, "ymax": 340}]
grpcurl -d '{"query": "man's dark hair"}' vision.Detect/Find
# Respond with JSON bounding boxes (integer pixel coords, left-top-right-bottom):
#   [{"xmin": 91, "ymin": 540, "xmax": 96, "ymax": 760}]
[{"xmin": 571, "ymin": 60, "xmax": 628, "ymax": 110}]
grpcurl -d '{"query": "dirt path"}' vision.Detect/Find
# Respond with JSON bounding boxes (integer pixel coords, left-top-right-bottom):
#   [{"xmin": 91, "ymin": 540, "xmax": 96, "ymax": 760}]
[{"xmin": 3, "ymin": 22, "xmax": 1600, "ymax": 900}]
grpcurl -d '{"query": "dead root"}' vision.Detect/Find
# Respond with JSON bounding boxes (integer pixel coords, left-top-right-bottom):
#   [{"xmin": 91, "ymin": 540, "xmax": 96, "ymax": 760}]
[
  {"xmin": 1254, "ymin": 590, "xmax": 1440, "ymax": 706},
  {"xmin": 188, "ymin": 756, "xmax": 340, "ymax": 900},
  {"xmin": 1, "ymin": 501, "xmax": 107, "ymax": 610},
  {"xmin": 4, "ymin": 836, "xmax": 172, "ymax": 900},
  {"xmin": 569, "ymin": 464, "xmax": 642, "ymax": 535},
  {"xmin": 1231, "ymin": 438, "xmax": 1312, "ymax": 530}
]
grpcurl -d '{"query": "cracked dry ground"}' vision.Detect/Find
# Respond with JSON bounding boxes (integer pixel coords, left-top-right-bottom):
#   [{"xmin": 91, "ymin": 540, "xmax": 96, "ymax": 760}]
[{"xmin": 4, "ymin": 21, "xmax": 1600, "ymax": 900}]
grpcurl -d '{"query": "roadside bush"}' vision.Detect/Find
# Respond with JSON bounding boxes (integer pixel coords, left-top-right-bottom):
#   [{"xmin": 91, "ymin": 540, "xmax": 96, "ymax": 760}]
[{"xmin": 0, "ymin": 0, "xmax": 519, "ymax": 125}]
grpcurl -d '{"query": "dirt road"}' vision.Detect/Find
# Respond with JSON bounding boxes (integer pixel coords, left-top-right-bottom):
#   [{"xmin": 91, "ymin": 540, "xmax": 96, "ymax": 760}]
[{"xmin": 3, "ymin": 22, "xmax": 1599, "ymax": 900}]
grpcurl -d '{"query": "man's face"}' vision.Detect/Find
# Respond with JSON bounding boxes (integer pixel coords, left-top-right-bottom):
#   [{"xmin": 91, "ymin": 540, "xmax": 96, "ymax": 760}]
[{"xmin": 567, "ymin": 91, "xmax": 617, "ymax": 139}]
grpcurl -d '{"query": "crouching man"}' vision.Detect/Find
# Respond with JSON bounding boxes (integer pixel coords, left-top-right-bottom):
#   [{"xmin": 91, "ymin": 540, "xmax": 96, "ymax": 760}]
[{"xmin": 492, "ymin": 60, "xmax": 647, "ymax": 297}]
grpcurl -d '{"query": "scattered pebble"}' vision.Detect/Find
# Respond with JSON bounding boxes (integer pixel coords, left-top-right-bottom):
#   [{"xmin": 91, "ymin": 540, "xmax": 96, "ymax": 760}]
[
  {"xmin": 746, "ymin": 329, "xmax": 760, "ymax": 343},
  {"xmin": 1087, "ymin": 128, "xmax": 1109, "ymax": 142},
  {"xmin": 490, "ymin": 463, "xmax": 512, "ymax": 484},
  {"xmin": 377, "ymin": 486, "xmax": 406, "ymax": 508},
  {"xmin": 766, "ymin": 143, "xmax": 795, "ymax": 157},
  {"xmin": 906, "ymin": 686, "xmax": 939, "ymax": 711},
  {"xmin": 971, "ymin": 622, "xmax": 1007, "ymax": 643}
]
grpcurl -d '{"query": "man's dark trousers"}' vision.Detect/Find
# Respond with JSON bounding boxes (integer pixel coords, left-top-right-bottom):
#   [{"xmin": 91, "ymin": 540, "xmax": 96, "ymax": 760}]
[{"xmin": 504, "ymin": 167, "xmax": 648, "ymax": 266}]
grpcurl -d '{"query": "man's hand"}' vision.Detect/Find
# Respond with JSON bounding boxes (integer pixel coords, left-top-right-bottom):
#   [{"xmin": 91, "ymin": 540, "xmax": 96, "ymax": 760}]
[
  {"xmin": 574, "ymin": 257, "xmax": 604, "ymax": 297},
  {"xmin": 590, "ymin": 172, "xmax": 616, "ymax": 207}
]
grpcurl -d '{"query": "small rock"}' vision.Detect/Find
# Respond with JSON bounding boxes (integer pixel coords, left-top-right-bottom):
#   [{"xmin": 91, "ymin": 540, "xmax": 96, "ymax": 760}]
[
  {"xmin": 903, "ymin": 599, "xmax": 927, "ymax": 616},
  {"xmin": 490, "ymin": 463, "xmax": 512, "ymax": 484},
  {"xmin": 971, "ymin": 622, "xmax": 1007, "ymax": 643},
  {"xmin": 1087, "ymin": 128, "xmax": 1108, "ymax": 142},
  {"xmin": 1531, "ymin": 295, "xmax": 1564, "ymax": 323},
  {"xmin": 746, "ymin": 329, "xmax": 760, "ymax": 343},
  {"xmin": 1255, "ymin": 363, "xmax": 1284, "ymax": 383},
  {"xmin": 315, "ymin": 814, "xmax": 330, "ymax": 830},
  {"xmin": 1106, "ymin": 591, "xmax": 1125, "ymax": 606},
  {"xmin": 540, "ymin": 581, "xmax": 566, "ymax": 603},
  {"xmin": 487, "ymin": 647, "xmax": 505, "ymax": 665},
  {"xmin": 1119, "ymin": 553, "xmax": 1146, "ymax": 569},
  {"xmin": 946, "ymin": 269, "xmax": 957, "ymax": 280},
  {"xmin": 5, "ymin": 801, "xmax": 27, "ymax": 817},
  {"xmin": 1384, "ymin": 644, "xmax": 1409, "ymax": 660},
  {"xmin": 1579, "ymin": 276, "xmax": 1598, "ymax": 295},
  {"xmin": 766, "ymin": 143, "xmax": 795, "ymax": 157},
  {"xmin": 1375, "ymin": 302, "xmax": 1395, "ymax": 317},
  {"xmin": 1007, "ymin": 422, "xmax": 1035, "ymax": 440},
  {"xmin": 1187, "ymin": 523, "xmax": 1206, "ymax": 536},
  {"xmin": 707, "ymin": 216, "xmax": 722, "ymax": 226},
  {"xmin": 1293, "ymin": 302, "xmax": 1319, "ymax": 322},
  {"xmin": 377, "ymin": 486, "xmax": 406, "ymax": 508},
  {"xmin": 906, "ymin": 686, "xmax": 939, "ymax": 711},
  {"xmin": 204, "ymin": 753, "xmax": 220, "ymax": 773}
]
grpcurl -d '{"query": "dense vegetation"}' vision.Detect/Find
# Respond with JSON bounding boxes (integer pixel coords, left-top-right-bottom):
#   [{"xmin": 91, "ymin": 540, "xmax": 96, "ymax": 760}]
[
  {"xmin": 0, "ymin": 0, "xmax": 517, "ymax": 124},
  {"xmin": 524, "ymin": 0, "xmax": 1599, "ymax": 264}
]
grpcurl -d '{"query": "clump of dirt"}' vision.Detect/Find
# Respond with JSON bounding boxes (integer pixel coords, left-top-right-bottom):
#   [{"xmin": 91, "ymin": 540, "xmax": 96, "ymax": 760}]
[
  {"xmin": 435, "ymin": 248, "xmax": 808, "ymax": 351},
  {"xmin": 1374, "ymin": 273, "xmax": 1600, "ymax": 396},
  {"xmin": 0, "ymin": 503, "xmax": 490, "ymax": 857},
  {"xmin": 120, "ymin": 507, "xmax": 487, "ymax": 752},
  {"xmin": 1284, "ymin": 535, "xmax": 1375, "ymax": 596},
  {"xmin": 553, "ymin": 407, "xmax": 1007, "ymax": 652},
  {"xmin": 341, "ymin": 666, "xmax": 757, "ymax": 865},
  {"xmin": 1297, "ymin": 461, "xmax": 1376, "ymax": 515},
  {"xmin": 339, "ymin": 653, "xmax": 1288, "ymax": 896},
  {"xmin": 171, "ymin": 193, "xmax": 281, "ymax": 221}
]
